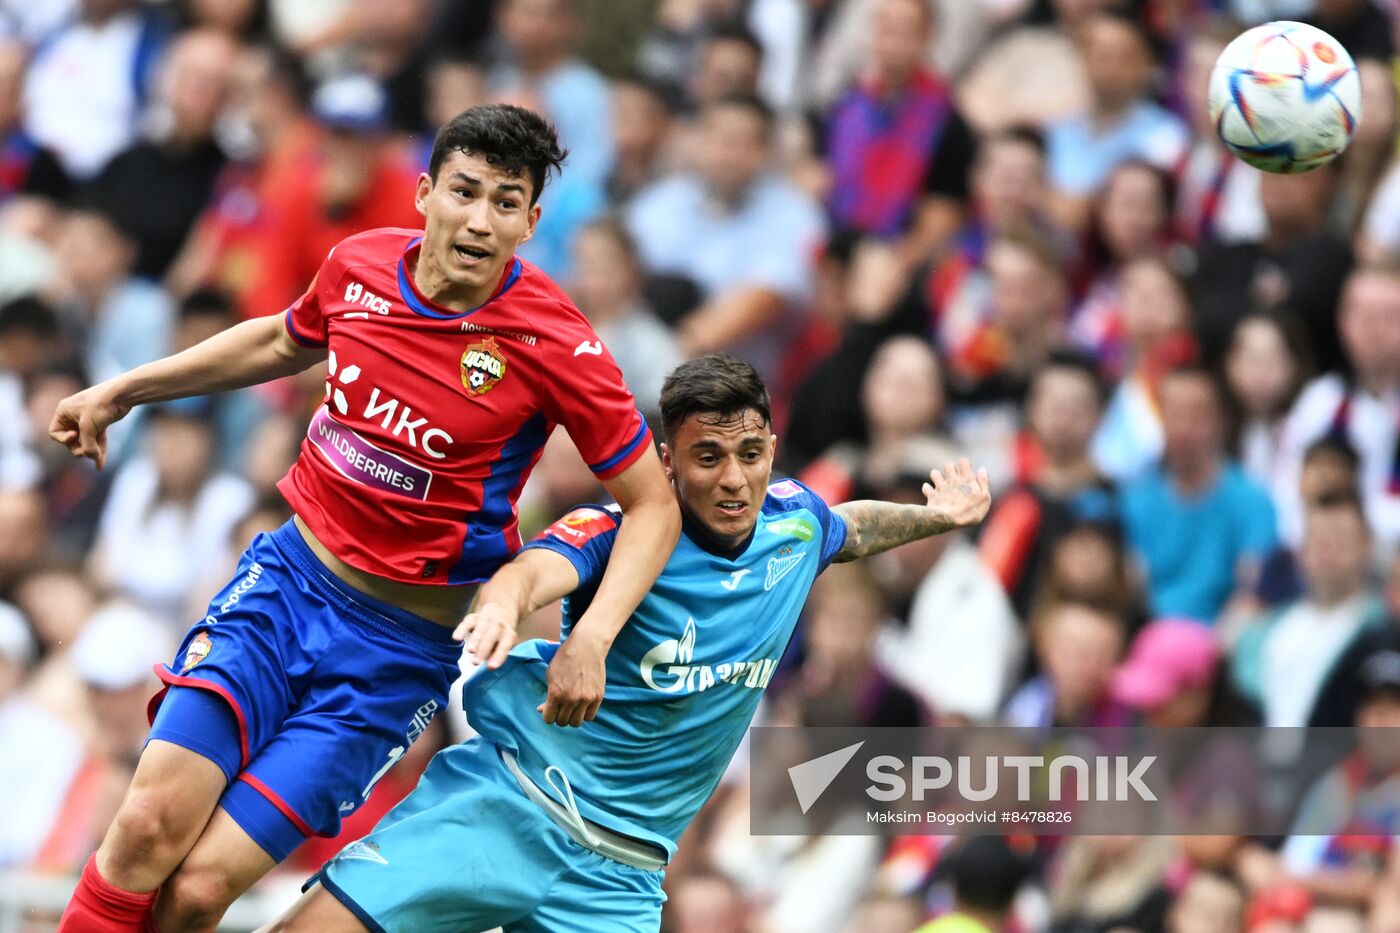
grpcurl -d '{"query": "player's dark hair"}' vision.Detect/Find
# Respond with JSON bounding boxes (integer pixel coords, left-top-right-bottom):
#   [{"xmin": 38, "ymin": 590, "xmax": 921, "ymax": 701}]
[
  {"xmin": 429, "ymin": 104, "xmax": 567, "ymax": 205},
  {"xmin": 659, "ymin": 355, "xmax": 771, "ymax": 440}
]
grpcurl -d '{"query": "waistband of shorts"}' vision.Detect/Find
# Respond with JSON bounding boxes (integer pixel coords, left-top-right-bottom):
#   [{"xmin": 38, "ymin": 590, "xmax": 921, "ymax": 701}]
[
  {"xmin": 500, "ymin": 749, "xmax": 667, "ymax": 872},
  {"xmin": 268, "ymin": 520, "xmax": 461, "ymax": 653}
]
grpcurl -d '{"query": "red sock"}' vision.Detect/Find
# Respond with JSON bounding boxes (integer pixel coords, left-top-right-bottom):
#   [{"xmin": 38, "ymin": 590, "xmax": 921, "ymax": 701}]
[{"xmin": 57, "ymin": 853, "xmax": 158, "ymax": 932}]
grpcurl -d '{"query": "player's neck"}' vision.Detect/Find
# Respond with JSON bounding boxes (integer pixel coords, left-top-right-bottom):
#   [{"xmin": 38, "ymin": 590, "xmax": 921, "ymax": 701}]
[{"xmin": 411, "ymin": 248, "xmax": 503, "ymax": 312}]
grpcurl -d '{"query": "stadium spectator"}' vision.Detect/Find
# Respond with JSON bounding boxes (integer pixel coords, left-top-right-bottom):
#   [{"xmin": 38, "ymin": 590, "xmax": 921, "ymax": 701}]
[
  {"xmin": 626, "ymin": 94, "xmax": 825, "ymax": 377},
  {"xmin": 1043, "ymin": 11, "xmax": 1188, "ymax": 231},
  {"xmin": 491, "ymin": 0, "xmax": 612, "ymax": 276},
  {"xmin": 979, "ymin": 350, "xmax": 1115, "ymax": 617},
  {"xmin": 12, "ymin": 564, "xmax": 98, "ymax": 727},
  {"xmin": 871, "ymin": 438, "xmax": 1023, "ymax": 724},
  {"xmin": 1193, "ymin": 166, "xmax": 1354, "ymax": 373},
  {"xmin": 1119, "ymin": 364, "xmax": 1276, "ymax": 623},
  {"xmin": 1049, "ymin": 836, "xmax": 1176, "ymax": 933},
  {"xmin": 1225, "ymin": 312, "xmax": 1313, "ymax": 493},
  {"xmin": 0, "ymin": 599, "xmax": 88, "ymax": 871},
  {"xmin": 243, "ymin": 72, "xmax": 422, "ymax": 315},
  {"xmin": 914, "ymin": 836, "xmax": 1030, "ymax": 933},
  {"xmin": 0, "ymin": 37, "xmax": 32, "ymax": 203},
  {"xmin": 1271, "ymin": 266, "xmax": 1400, "ymax": 549},
  {"xmin": 1173, "ymin": 19, "xmax": 1266, "ymax": 248},
  {"xmin": 88, "ymin": 27, "xmax": 238, "ymax": 279},
  {"xmin": 1091, "ymin": 257, "xmax": 1197, "ymax": 481},
  {"xmin": 164, "ymin": 43, "xmax": 319, "ymax": 318},
  {"xmin": 0, "ymin": 489, "xmax": 49, "ymax": 587},
  {"xmin": 1305, "ymin": 548, "xmax": 1400, "ymax": 728},
  {"xmin": 953, "ymin": 0, "xmax": 1092, "ymax": 132},
  {"xmin": 818, "ymin": 0, "xmax": 976, "ymax": 267},
  {"xmin": 637, "ymin": 0, "xmax": 805, "ymax": 111},
  {"xmin": 1071, "ymin": 160, "xmax": 1176, "ymax": 379},
  {"xmin": 779, "ymin": 562, "xmax": 924, "ymax": 728},
  {"xmin": 1004, "ymin": 598, "xmax": 1129, "ymax": 727},
  {"xmin": 1257, "ymin": 646, "xmax": 1400, "ymax": 914},
  {"xmin": 605, "ymin": 73, "xmax": 676, "ymax": 206},
  {"xmin": 49, "ymin": 202, "xmax": 172, "ymax": 389},
  {"xmin": 1233, "ymin": 495, "xmax": 1387, "ymax": 727},
  {"xmin": 88, "ymin": 405, "xmax": 254, "ymax": 624},
  {"xmin": 1111, "ymin": 617, "xmax": 1261, "ymax": 728},
  {"xmin": 688, "ymin": 24, "xmax": 763, "ymax": 111},
  {"xmin": 423, "ymin": 54, "xmax": 486, "ymax": 140},
  {"xmin": 800, "ymin": 335, "xmax": 946, "ymax": 503},
  {"xmin": 19, "ymin": 0, "xmax": 170, "ymax": 191},
  {"xmin": 1306, "ymin": 0, "xmax": 1396, "ymax": 231},
  {"xmin": 1165, "ymin": 871, "xmax": 1247, "ymax": 933},
  {"xmin": 942, "ymin": 228, "xmax": 1067, "ymax": 418},
  {"xmin": 1039, "ymin": 521, "xmax": 1142, "ymax": 622},
  {"xmin": 568, "ymin": 218, "xmax": 681, "ymax": 420}
]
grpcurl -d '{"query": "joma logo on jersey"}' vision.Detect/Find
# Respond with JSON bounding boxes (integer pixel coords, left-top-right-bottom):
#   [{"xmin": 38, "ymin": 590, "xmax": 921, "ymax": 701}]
[
  {"xmin": 326, "ymin": 351, "xmax": 455, "ymax": 459},
  {"xmin": 639, "ymin": 618, "xmax": 777, "ymax": 694},
  {"xmin": 344, "ymin": 281, "xmax": 391, "ymax": 314},
  {"xmin": 461, "ymin": 337, "xmax": 507, "ymax": 396}
]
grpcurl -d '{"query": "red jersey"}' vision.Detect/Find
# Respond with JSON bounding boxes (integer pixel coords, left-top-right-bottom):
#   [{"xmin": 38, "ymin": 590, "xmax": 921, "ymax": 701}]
[{"xmin": 277, "ymin": 228, "xmax": 651, "ymax": 585}]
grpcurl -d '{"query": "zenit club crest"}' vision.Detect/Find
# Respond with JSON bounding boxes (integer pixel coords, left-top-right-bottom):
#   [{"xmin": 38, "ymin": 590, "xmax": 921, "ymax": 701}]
[
  {"xmin": 461, "ymin": 336, "xmax": 507, "ymax": 396},
  {"xmin": 182, "ymin": 632, "xmax": 213, "ymax": 672}
]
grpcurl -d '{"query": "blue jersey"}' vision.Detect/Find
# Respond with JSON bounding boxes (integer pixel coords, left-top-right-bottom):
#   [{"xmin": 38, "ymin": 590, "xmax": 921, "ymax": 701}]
[{"xmin": 464, "ymin": 479, "xmax": 846, "ymax": 857}]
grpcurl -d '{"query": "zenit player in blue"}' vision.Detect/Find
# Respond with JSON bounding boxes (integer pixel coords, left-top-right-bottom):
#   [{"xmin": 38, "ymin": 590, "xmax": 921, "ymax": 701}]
[
  {"xmin": 262, "ymin": 355, "xmax": 992, "ymax": 933},
  {"xmin": 49, "ymin": 105, "xmax": 679, "ymax": 933}
]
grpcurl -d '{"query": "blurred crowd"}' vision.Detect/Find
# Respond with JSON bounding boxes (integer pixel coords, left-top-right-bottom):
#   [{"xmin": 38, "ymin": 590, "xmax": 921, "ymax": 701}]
[{"xmin": 3, "ymin": 0, "xmax": 1400, "ymax": 930}]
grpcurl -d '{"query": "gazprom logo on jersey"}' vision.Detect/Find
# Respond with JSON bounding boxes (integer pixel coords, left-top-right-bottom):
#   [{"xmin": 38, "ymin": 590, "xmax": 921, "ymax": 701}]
[
  {"xmin": 639, "ymin": 618, "xmax": 778, "ymax": 694},
  {"xmin": 308, "ymin": 407, "xmax": 432, "ymax": 500}
]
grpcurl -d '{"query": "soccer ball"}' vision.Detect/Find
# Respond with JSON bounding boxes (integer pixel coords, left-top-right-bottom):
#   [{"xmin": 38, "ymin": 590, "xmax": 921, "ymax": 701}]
[{"xmin": 1208, "ymin": 21, "xmax": 1361, "ymax": 174}]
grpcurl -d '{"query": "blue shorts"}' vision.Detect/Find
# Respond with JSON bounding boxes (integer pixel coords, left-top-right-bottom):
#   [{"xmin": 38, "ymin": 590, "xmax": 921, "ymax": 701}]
[
  {"xmin": 315, "ymin": 737, "xmax": 666, "ymax": 933},
  {"xmin": 145, "ymin": 520, "xmax": 463, "ymax": 861}
]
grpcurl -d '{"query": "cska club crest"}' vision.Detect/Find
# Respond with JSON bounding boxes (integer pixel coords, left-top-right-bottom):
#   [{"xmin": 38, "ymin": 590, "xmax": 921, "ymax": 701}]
[
  {"xmin": 182, "ymin": 632, "xmax": 213, "ymax": 672},
  {"xmin": 461, "ymin": 336, "xmax": 507, "ymax": 396}
]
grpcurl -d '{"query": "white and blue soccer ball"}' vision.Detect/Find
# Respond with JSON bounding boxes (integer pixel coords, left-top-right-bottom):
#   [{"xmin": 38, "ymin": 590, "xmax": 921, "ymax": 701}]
[{"xmin": 1208, "ymin": 21, "xmax": 1361, "ymax": 174}]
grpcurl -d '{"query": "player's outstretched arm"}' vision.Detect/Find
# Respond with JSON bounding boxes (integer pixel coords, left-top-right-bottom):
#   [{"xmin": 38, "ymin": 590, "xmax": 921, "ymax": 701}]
[
  {"xmin": 454, "ymin": 548, "xmax": 582, "ymax": 669},
  {"xmin": 541, "ymin": 452, "xmax": 680, "ymax": 728},
  {"xmin": 50, "ymin": 316, "xmax": 325, "ymax": 469},
  {"xmin": 831, "ymin": 457, "xmax": 991, "ymax": 563}
]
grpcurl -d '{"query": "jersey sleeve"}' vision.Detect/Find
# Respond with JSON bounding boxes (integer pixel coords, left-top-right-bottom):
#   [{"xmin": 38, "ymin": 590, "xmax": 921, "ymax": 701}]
[
  {"xmin": 542, "ymin": 323, "xmax": 653, "ymax": 480},
  {"xmin": 281, "ymin": 249, "xmax": 337, "ymax": 348},
  {"xmin": 768, "ymin": 478, "xmax": 848, "ymax": 572},
  {"xmin": 519, "ymin": 506, "xmax": 621, "ymax": 590}
]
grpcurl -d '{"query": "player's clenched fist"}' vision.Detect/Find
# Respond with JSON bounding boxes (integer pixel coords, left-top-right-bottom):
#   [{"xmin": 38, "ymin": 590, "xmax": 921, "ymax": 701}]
[
  {"xmin": 48, "ymin": 384, "xmax": 129, "ymax": 471},
  {"xmin": 454, "ymin": 601, "xmax": 518, "ymax": 670},
  {"xmin": 537, "ymin": 630, "xmax": 608, "ymax": 728}
]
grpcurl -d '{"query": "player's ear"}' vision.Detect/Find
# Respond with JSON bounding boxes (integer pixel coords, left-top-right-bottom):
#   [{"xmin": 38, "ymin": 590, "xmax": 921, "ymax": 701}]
[
  {"xmin": 519, "ymin": 203, "xmax": 543, "ymax": 244},
  {"xmin": 659, "ymin": 443, "xmax": 674, "ymax": 482},
  {"xmin": 415, "ymin": 172, "xmax": 433, "ymax": 216}
]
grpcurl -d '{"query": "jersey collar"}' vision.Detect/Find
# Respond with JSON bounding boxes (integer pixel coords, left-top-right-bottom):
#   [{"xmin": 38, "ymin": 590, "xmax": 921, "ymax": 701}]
[
  {"xmin": 680, "ymin": 505, "xmax": 756, "ymax": 561},
  {"xmin": 397, "ymin": 237, "xmax": 522, "ymax": 319}
]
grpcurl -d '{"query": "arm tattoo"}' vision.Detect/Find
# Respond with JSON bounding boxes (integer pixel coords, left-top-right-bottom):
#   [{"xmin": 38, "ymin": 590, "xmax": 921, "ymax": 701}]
[{"xmin": 830, "ymin": 500, "xmax": 955, "ymax": 563}]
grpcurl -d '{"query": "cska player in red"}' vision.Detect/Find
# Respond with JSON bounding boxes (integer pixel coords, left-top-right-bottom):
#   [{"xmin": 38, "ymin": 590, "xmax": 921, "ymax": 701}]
[{"xmin": 48, "ymin": 105, "xmax": 680, "ymax": 932}]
